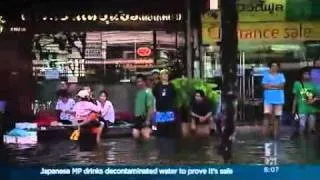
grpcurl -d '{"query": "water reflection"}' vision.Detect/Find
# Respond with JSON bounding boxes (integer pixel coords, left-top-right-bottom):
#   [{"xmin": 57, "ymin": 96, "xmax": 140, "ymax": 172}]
[{"xmin": 2, "ymin": 126, "xmax": 320, "ymax": 165}]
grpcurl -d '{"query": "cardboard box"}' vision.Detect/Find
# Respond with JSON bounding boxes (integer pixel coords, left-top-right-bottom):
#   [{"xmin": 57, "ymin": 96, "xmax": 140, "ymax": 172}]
[
  {"xmin": 15, "ymin": 123, "xmax": 38, "ymax": 130},
  {"xmin": 3, "ymin": 135, "xmax": 38, "ymax": 145}
]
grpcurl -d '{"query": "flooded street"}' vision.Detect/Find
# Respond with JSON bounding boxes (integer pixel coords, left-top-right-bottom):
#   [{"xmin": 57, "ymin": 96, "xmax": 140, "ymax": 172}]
[{"xmin": 2, "ymin": 126, "xmax": 320, "ymax": 165}]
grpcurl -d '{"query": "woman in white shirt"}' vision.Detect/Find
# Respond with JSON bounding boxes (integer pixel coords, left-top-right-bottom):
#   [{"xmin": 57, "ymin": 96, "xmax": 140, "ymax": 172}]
[
  {"xmin": 96, "ymin": 90, "xmax": 115, "ymax": 126},
  {"xmin": 55, "ymin": 90, "xmax": 75, "ymax": 124}
]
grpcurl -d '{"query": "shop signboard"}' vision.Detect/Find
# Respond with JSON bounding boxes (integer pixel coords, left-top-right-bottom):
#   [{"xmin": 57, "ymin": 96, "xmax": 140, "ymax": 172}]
[
  {"xmin": 238, "ymin": 22, "xmax": 300, "ymax": 41},
  {"xmin": 202, "ymin": 21, "xmax": 220, "ymax": 44},
  {"xmin": 301, "ymin": 22, "xmax": 320, "ymax": 41},
  {"xmin": 202, "ymin": 0, "xmax": 286, "ymax": 23},
  {"xmin": 202, "ymin": 22, "xmax": 300, "ymax": 44},
  {"xmin": 237, "ymin": 0, "xmax": 286, "ymax": 22},
  {"xmin": 85, "ymin": 42, "xmax": 102, "ymax": 59},
  {"xmin": 20, "ymin": 13, "xmax": 183, "ymax": 26},
  {"xmin": 136, "ymin": 47, "xmax": 152, "ymax": 57}
]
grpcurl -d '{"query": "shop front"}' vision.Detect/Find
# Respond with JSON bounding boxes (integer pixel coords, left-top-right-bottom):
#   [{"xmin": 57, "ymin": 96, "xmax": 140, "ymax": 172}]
[
  {"xmin": 200, "ymin": 0, "xmax": 320, "ymax": 122},
  {"xmin": 0, "ymin": 0, "xmax": 186, "ymax": 120}
]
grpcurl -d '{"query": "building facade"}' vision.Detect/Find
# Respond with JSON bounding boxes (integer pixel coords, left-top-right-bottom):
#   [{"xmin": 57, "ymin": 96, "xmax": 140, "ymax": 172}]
[
  {"xmin": 200, "ymin": 0, "xmax": 320, "ymax": 121},
  {"xmin": 0, "ymin": 0, "xmax": 202, "ymax": 119}
]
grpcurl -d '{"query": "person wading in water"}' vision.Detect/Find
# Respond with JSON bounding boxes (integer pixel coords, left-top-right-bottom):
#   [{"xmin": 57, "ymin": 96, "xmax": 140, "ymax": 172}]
[
  {"xmin": 132, "ymin": 74, "xmax": 154, "ymax": 140},
  {"xmin": 152, "ymin": 69, "xmax": 177, "ymax": 137}
]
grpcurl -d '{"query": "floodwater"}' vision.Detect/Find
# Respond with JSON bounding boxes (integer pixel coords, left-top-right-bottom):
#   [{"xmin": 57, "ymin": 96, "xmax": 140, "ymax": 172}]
[{"xmin": 2, "ymin": 126, "xmax": 320, "ymax": 165}]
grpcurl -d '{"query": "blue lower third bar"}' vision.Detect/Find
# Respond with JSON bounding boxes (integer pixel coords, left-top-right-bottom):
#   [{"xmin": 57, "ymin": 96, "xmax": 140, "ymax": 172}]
[{"xmin": 2, "ymin": 165, "xmax": 320, "ymax": 180}]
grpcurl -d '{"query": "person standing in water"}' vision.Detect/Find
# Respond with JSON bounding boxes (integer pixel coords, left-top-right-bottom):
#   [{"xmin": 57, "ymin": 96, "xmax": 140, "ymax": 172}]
[
  {"xmin": 262, "ymin": 61, "xmax": 286, "ymax": 138},
  {"xmin": 151, "ymin": 69, "xmax": 160, "ymax": 86},
  {"xmin": 132, "ymin": 74, "xmax": 154, "ymax": 139},
  {"xmin": 152, "ymin": 69, "xmax": 177, "ymax": 137},
  {"xmin": 292, "ymin": 68, "xmax": 319, "ymax": 135}
]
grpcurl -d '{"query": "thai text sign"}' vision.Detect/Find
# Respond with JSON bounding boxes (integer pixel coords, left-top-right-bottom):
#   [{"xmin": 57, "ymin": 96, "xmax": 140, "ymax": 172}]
[
  {"xmin": 20, "ymin": 13, "xmax": 183, "ymax": 25},
  {"xmin": 202, "ymin": 0, "xmax": 286, "ymax": 23},
  {"xmin": 237, "ymin": 0, "xmax": 286, "ymax": 22}
]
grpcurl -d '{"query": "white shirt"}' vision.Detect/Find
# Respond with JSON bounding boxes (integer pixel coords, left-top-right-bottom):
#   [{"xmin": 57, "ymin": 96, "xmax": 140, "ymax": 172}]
[
  {"xmin": 97, "ymin": 100, "xmax": 115, "ymax": 123},
  {"xmin": 55, "ymin": 98, "xmax": 76, "ymax": 121}
]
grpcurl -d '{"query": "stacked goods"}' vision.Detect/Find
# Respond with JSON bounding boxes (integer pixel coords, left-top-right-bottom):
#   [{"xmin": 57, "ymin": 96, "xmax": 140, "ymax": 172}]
[{"xmin": 3, "ymin": 123, "xmax": 38, "ymax": 144}]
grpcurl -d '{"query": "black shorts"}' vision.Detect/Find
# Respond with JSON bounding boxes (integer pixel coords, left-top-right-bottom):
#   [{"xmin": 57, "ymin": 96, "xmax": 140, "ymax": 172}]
[
  {"xmin": 60, "ymin": 120, "xmax": 72, "ymax": 125},
  {"xmin": 133, "ymin": 116, "xmax": 148, "ymax": 130},
  {"xmin": 156, "ymin": 121, "xmax": 178, "ymax": 137}
]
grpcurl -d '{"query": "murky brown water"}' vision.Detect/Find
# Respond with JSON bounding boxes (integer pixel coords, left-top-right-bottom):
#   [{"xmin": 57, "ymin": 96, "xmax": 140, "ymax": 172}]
[{"xmin": 2, "ymin": 126, "xmax": 320, "ymax": 165}]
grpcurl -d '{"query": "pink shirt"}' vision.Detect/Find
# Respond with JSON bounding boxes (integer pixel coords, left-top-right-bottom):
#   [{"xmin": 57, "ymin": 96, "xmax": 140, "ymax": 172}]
[{"xmin": 72, "ymin": 101, "xmax": 100, "ymax": 118}]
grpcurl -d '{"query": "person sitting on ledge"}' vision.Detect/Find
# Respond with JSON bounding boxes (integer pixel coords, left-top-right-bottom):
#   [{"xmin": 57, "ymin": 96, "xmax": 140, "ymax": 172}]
[{"xmin": 55, "ymin": 89, "xmax": 75, "ymax": 125}]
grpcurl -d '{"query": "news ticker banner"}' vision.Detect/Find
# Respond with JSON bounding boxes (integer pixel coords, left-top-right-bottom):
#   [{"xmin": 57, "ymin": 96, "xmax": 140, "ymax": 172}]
[{"xmin": 1, "ymin": 165, "xmax": 320, "ymax": 180}]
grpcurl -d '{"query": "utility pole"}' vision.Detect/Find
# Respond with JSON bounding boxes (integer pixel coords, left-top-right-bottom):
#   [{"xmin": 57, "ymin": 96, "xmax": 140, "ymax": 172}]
[
  {"xmin": 219, "ymin": 0, "xmax": 238, "ymax": 163},
  {"xmin": 186, "ymin": 0, "xmax": 192, "ymax": 78}
]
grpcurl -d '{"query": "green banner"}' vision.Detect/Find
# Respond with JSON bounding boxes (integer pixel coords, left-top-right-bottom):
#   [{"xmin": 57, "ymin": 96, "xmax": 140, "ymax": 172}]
[{"xmin": 286, "ymin": 0, "xmax": 320, "ymax": 21}]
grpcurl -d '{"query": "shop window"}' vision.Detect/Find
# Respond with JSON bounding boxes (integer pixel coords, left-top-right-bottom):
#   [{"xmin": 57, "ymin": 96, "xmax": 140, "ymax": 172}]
[{"xmin": 32, "ymin": 31, "xmax": 185, "ymax": 83}]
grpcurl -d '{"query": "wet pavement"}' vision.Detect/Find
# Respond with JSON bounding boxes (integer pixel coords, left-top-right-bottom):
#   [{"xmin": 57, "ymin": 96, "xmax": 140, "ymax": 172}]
[{"xmin": 2, "ymin": 125, "xmax": 320, "ymax": 165}]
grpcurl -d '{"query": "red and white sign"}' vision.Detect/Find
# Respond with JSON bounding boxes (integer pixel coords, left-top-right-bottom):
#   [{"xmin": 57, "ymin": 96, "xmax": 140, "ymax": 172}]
[{"xmin": 136, "ymin": 47, "xmax": 152, "ymax": 57}]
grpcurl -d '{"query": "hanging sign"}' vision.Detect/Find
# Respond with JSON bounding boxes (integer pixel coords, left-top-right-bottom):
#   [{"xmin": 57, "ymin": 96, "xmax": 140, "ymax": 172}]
[
  {"xmin": 85, "ymin": 42, "xmax": 102, "ymax": 59},
  {"xmin": 44, "ymin": 68, "xmax": 60, "ymax": 80},
  {"xmin": 136, "ymin": 47, "xmax": 152, "ymax": 57}
]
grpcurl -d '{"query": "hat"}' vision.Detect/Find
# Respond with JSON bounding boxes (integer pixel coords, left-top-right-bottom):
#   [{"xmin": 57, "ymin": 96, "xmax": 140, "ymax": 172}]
[
  {"xmin": 151, "ymin": 69, "xmax": 160, "ymax": 74},
  {"xmin": 160, "ymin": 69, "xmax": 169, "ymax": 75},
  {"xmin": 77, "ymin": 90, "xmax": 89, "ymax": 98}
]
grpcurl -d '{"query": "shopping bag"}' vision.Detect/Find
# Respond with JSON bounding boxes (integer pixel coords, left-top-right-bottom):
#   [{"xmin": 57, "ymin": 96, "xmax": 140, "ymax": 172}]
[{"xmin": 70, "ymin": 129, "xmax": 80, "ymax": 141}]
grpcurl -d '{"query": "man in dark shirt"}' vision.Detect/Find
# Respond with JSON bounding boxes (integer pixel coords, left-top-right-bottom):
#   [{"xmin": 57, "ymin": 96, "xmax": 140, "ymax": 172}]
[
  {"xmin": 152, "ymin": 69, "xmax": 177, "ymax": 137},
  {"xmin": 190, "ymin": 90, "xmax": 213, "ymax": 137}
]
